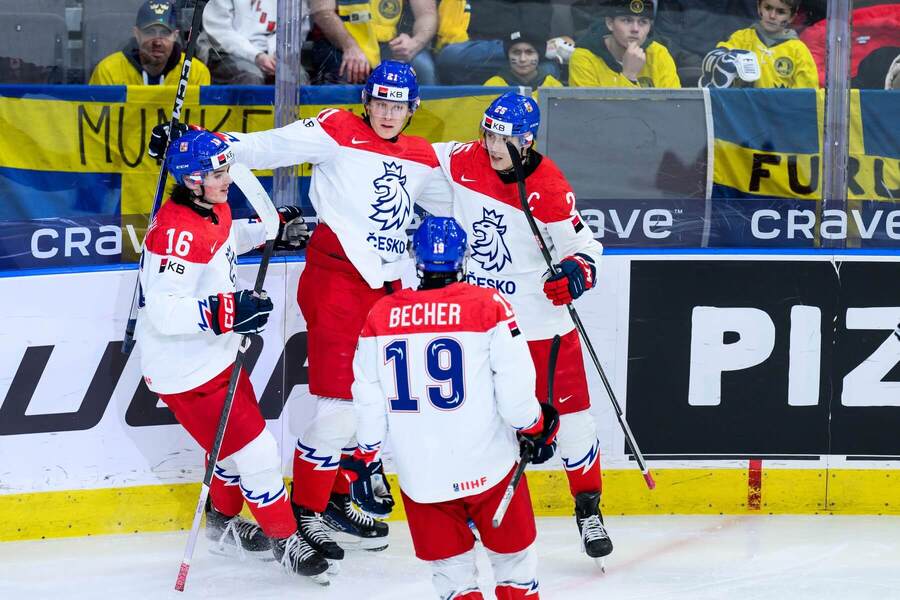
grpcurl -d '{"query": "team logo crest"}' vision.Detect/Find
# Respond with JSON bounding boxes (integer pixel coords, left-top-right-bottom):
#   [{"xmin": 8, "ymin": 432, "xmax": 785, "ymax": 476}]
[
  {"xmin": 630, "ymin": 0, "xmax": 645, "ymax": 14},
  {"xmin": 370, "ymin": 161, "xmax": 412, "ymax": 231},
  {"xmin": 774, "ymin": 57, "xmax": 794, "ymax": 77},
  {"xmin": 471, "ymin": 208, "xmax": 512, "ymax": 272},
  {"xmin": 379, "ymin": 0, "xmax": 401, "ymax": 19},
  {"xmin": 150, "ymin": 2, "xmax": 170, "ymax": 15}
]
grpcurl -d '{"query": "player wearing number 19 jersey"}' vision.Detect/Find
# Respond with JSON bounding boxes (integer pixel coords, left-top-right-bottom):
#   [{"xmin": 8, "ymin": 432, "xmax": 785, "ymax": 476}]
[
  {"xmin": 350, "ymin": 217, "xmax": 558, "ymax": 600},
  {"xmin": 419, "ymin": 92, "xmax": 613, "ymax": 559}
]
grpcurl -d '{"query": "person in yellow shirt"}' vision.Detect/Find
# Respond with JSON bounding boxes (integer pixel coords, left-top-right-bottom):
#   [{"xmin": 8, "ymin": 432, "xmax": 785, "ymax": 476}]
[
  {"xmin": 484, "ymin": 31, "xmax": 563, "ymax": 96},
  {"xmin": 89, "ymin": 0, "xmax": 210, "ymax": 86},
  {"xmin": 568, "ymin": 0, "xmax": 681, "ymax": 89},
  {"xmin": 709, "ymin": 0, "xmax": 819, "ymax": 88}
]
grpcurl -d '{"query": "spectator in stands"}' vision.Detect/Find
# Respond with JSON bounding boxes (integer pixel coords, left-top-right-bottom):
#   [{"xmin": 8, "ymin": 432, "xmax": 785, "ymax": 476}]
[
  {"xmin": 709, "ymin": 0, "xmax": 818, "ymax": 88},
  {"xmin": 308, "ymin": 0, "xmax": 437, "ymax": 85},
  {"xmin": 89, "ymin": 0, "xmax": 210, "ymax": 86},
  {"xmin": 484, "ymin": 31, "xmax": 563, "ymax": 94},
  {"xmin": 853, "ymin": 47, "xmax": 900, "ymax": 90},
  {"xmin": 569, "ymin": 0, "xmax": 681, "ymax": 88},
  {"xmin": 202, "ymin": 0, "xmax": 306, "ymax": 84},
  {"xmin": 654, "ymin": 1, "xmax": 758, "ymax": 84},
  {"xmin": 435, "ymin": 0, "xmax": 561, "ymax": 85}
]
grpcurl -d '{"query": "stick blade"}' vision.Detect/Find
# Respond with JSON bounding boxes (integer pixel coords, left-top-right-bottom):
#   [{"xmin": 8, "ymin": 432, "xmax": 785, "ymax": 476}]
[{"xmin": 174, "ymin": 561, "xmax": 190, "ymax": 592}]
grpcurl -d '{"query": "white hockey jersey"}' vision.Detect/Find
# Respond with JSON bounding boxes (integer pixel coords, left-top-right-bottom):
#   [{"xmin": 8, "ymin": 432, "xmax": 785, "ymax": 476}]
[
  {"xmin": 136, "ymin": 198, "xmax": 266, "ymax": 395},
  {"xmin": 420, "ymin": 142, "xmax": 604, "ymax": 341},
  {"xmin": 229, "ymin": 109, "xmax": 441, "ymax": 289},
  {"xmin": 352, "ymin": 282, "xmax": 541, "ymax": 504}
]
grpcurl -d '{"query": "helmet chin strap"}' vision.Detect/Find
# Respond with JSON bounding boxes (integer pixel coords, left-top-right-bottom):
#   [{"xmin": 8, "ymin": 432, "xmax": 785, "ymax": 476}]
[{"xmin": 190, "ymin": 184, "xmax": 214, "ymax": 210}]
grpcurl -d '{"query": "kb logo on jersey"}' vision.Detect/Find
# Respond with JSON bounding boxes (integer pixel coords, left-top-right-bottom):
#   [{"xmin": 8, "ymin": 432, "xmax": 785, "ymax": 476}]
[
  {"xmin": 471, "ymin": 208, "xmax": 512, "ymax": 272},
  {"xmin": 370, "ymin": 162, "xmax": 412, "ymax": 231}
]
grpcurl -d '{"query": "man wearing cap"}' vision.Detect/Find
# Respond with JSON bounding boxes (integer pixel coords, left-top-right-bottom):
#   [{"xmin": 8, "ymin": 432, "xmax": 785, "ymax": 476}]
[
  {"xmin": 89, "ymin": 0, "xmax": 211, "ymax": 86},
  {"xmin": 569, "ymin": 0, "xmax": 680, "ymax": 88}
]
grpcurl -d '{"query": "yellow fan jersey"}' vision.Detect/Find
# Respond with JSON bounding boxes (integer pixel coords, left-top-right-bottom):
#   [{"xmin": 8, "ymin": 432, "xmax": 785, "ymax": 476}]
[
  {"xmin": 339, "ymin": 0, "xmax": 381, "ymax": 67},
  {"xmin": 568, "ymin": 41, "xmax": 681, "ymax": 88},
  {"xmin": 371, "ymin": 0, "xmax": 404, "ymax": 42},
  {"xmin": 435, "ymin": 0, "xmax": 470, "ymax": 51},
  {"xmin": 89, "ymin": 52, "xmax": 210, "ymax": 86},
  {"xmin": 718, "ymin": 27, "xmax": 819, "ymax": 89}
]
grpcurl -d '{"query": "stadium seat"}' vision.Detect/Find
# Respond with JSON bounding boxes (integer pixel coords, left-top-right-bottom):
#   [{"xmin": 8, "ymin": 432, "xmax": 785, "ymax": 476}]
[
  {"xmin": 82, "ymin": 13, "xmax": 141, "ymax": 82},
  {"xmin": 0, "ymin": 13, "xmax": 68, "ymax": 83}
]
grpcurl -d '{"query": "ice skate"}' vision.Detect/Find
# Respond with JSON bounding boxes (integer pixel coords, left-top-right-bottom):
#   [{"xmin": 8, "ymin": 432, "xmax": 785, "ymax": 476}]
[
  {"xmin": 272, "ymin": 532, "xmax": 330, "ymax": 585},
  {"xmin": 575, "ymin": 491, "xmax": 613, "ymax": 567},
  {"xmin": 205, "ymin": 500, "xmax": 273, "ymax": 561},
  {"xmin": 322, "ymin": 492, "xmax": 389, "ymax": 551}
]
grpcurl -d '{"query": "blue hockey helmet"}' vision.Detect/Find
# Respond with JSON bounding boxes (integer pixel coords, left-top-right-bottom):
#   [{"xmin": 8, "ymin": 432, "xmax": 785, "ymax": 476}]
[
  {"xmin": 362, "ymin": 60, "xmax": 421, "ymax": 112},
  {"xmin": 413, "ymin": 216, "xmax": 468, "ymax": 273},
  {"xmin": 165, "ymin": 129, "xmax": 235, "ymax": 185},
  {"xmin": 481, "ymin": 92, "xmax": 541, "ymax": 145}
]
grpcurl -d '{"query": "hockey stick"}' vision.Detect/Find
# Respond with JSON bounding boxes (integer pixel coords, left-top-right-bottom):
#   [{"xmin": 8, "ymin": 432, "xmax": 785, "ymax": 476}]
[
  {"xmin": 174, "ymin": 165, "xmax": 280, "ymax": 592},
  {"xmin": 122, "ymin": 0, "xmax": 210, "ymax": 355},
  {"xmin": 492, "ymin": 335, "xmax": 562, "ymax": 528},
  {"xmin": 505, "ymin": 142, "xmax": 656, "ymax": 490}
]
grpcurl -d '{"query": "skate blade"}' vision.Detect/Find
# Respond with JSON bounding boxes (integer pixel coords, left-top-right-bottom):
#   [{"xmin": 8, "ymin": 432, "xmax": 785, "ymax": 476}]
[
  {"xmin": 594, "ymin": 558, "xmax": 606, "ymax": 573},
  {"xmin": 327, "ymin": 532, "xmax": 388, "ymax": 552},
  {"xmin": 326, "ymin": 560, "xmax": 341, "ymax": 576},
  {"xmin": 310, "ymin": 572, "xmax": 330, "ymax": 586},
  {"xmin": 208, "ymin": 543, "xmax": 275, "ymax": 562}
]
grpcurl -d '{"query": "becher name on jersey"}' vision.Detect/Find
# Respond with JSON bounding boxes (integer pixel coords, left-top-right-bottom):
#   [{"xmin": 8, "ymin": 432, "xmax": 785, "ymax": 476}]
[{"xmin": 388, "ymin": 302, "xmax": 462, "ymax": 328}]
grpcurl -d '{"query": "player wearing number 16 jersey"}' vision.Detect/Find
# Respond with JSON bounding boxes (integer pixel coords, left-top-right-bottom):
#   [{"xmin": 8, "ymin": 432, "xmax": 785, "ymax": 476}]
[
  {"xmin": 348, "ymin": 217, "xmax": 558, "ymax": 600},
  {"xmin": 136, "ymin": 130, "xmax": 328, "ymax": 581}
]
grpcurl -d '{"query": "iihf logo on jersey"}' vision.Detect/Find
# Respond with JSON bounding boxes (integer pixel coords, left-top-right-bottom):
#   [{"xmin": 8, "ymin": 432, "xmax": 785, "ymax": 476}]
[
  {"xmin": 471, "ymin": 208, "xmax": 512, "ymax": 272},
  {"xmin": 370, "ymin": 161, "xmax": 412, "ymax": 231}
]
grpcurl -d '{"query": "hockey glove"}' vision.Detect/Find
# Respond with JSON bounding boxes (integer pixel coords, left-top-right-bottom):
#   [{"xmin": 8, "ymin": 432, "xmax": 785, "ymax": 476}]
[
  {"xmin": 370, "ymin": 459, "xmax": 396, "ymax": 512},
  {"xmin": 699, "ymin": 48, "xmax": 760, "ymax": 88},
  {"xmin": 341, "ymin": 451, "xmax": 394, "ymax": 518},
  {"xmin": 148, "ymin": 122, "xmax": 191, "ymax": 160},
  {"xmin": 518, "ymin": 402, "xmax": 560, "ymax": 465},
  {"xmin": 542, "ymin": 253, "xmax": 596, "ymax": 306},
  {"xmin": 206, "ymin": 289, "xmax": 274, "ymax": 335},
  {"xmin": 275, "ymin": 206, "xmax": 310, "ymax": 250}
]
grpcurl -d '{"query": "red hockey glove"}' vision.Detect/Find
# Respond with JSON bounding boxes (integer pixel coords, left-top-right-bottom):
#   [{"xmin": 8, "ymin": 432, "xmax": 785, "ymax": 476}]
[
  {"xmin": 518, "ymin": 403, "xmax": 560, "ymax": 465},
  {"xmin": 542, "ymin": 253, "xmax": 597, "ymax": 306}
]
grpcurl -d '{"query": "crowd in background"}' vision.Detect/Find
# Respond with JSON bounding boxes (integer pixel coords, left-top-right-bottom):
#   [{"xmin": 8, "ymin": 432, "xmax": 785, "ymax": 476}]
[{"xmin": 1, "ymin": 0, "xmax": 898, "ymax": 90}]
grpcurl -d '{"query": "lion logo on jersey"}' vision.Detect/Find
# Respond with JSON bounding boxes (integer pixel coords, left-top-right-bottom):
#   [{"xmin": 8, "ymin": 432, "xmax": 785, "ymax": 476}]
[
  {"xmin": 471, "ymin": 208, "xmax": 512, "ymax": 272},
  {"xmin": 370, "ymin": 161, "xmax": 412, "ymax": 231}
]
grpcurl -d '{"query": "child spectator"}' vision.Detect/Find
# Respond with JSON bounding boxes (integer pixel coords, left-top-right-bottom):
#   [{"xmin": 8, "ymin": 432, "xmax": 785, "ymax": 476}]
[
  {"xmin": 706, "ymin": 0, "xmax": 819, "ymax": 88},
  {"xmin": 484, "ymin": 31, "xmax": 564, "ymax": 94},
  {"xmin": 569, "ymin": 0, "xmax": 681, "ymax": 88}
]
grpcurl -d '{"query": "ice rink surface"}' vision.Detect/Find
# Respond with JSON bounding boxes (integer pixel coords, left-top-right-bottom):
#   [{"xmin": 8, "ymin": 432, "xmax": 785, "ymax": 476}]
[{"xmin": 2, "ymin": 515, "xmax": 899, "ymax": 600}]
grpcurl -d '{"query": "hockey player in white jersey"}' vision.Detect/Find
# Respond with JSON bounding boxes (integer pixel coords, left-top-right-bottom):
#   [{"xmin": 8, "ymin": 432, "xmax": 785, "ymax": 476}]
[
  {"xmin": 148, "ymin": 61, "xmax": 440, "ymax": 561},
  {"xmin": 345, "ymin": 216, "xmax": 559, "ymax": 600},
  {"xmin": 136, "ymin": 130, "xmax": 328, "ymax": 580},
  {"xmin": 420, "ymin": 92, "xmax": 613, "ymax": 559}
]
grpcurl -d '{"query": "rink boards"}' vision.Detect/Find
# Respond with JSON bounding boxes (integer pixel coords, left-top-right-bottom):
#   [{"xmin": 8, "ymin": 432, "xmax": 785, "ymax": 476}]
[{"xmin": 1, "ymin": 252, "xmax": 899, "ymax": 541}]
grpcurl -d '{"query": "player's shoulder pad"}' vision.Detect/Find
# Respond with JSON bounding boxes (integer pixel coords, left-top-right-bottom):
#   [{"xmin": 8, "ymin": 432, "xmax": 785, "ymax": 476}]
[
  {"xmin": 397, "ymin": 132, "xmax": 440, "ymax": 167},
  {"xmin": 143, "ymin": 200, "xmax": 232, "ymax": 264},
  {"xmin": 527, "ymin": 157, "xmax": 577, "ymax": 223}
]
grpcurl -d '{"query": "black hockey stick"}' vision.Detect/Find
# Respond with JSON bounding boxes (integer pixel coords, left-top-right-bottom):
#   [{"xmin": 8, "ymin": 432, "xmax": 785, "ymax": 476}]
[
  {"xmin": 174, "ymin": 165, "xmax": 279, "ymax": 592},
  {"xmin": 122, "ymin": 0, "xmax": 210, "ymax": 355},
  {"xmin": 492, "ymin": 335, "xmax": 561, "ymax": 528},
  {"xmin": 505, "ymin": 142, "xmax": 656, "ymax": 490}
]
